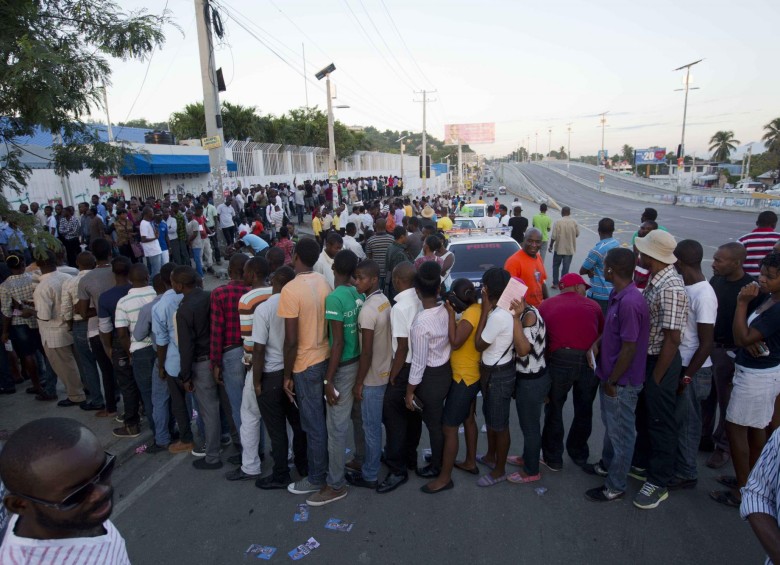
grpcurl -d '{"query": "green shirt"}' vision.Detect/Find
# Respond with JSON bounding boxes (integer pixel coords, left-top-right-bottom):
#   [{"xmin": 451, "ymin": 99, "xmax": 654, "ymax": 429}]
[
  {"xmin": 532, "ymin": 213, "xmax": 552, "ymax": 242},
  {"xmin": 325, "ymin": 285, "xmax": 364, "ymax": 362}
]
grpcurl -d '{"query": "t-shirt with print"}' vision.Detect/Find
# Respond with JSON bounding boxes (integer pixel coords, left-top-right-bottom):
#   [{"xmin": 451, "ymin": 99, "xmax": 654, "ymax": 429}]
[
  {"xmin": 480, "ymin": 307, "xmax": 515, "ymax": 365},
  {"xmin": 325, "ymin": 285, "xmax": 364, "ymax": 362},
  {"xmin": 679, "ymin": 280, "xmax": 718, "ymax": 368},
  {"xmin": 277, "ymin": 272, "xmax": 331, "ymax": 373},
  {"xmin": 736, "ymin": 301, "xmax": 780, "ymax": 370},
  {"xmin": 451, "ymin": 303, "xmax": 482, "ymax": 385},
  {"xmin": 358, "ymin": 291, "xmax": 392, "ymax": 386}
]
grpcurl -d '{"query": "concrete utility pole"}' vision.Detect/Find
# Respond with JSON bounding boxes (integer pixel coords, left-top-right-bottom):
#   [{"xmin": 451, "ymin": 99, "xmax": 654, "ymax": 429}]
[
  {"xmin": 194, "ymin": 0, "xmax": 226, "ymax": 202},
  {"xmin": 674, "ymin": 59, "xmax": 702, "ymax": 200},
  {"xmin": 535, "ymin": 131, "xmax": 538, "ymax": 161},
  {"xmin": 566, "ymin": 123, "xmax": 572, "ymax": 170},
  {"xmin": 302, "ymin": 43, "xmax": 309, "ymax": 109},
  {"xmin": 599, "ymin": 111, "xmax": 609, "ymax": 163},
  {"xmin": 547, "ymin": 127, "xmax": 552, "ymax": 158},
  {"xmin": 414, "ymin": 90, "xmax": 436, "ymax": 195},
  {"xmin": 325, "ymin": 74, "xmax": 339, "ymax": 207}
]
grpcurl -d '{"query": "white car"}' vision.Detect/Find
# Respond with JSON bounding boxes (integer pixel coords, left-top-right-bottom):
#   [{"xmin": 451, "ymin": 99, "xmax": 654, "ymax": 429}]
[
  {"xmin": 726, "ymin": 180, "xmax": 764, "ymax": 194},
  {"xmin": 456, "ymin": 203, "xmax": 488, "ymax": 227},
  {"xmin": 498, "ymin": 186, "xmax": 507, "ymax": 195},
  {"xmin": 447, "ymin": 235, "xmax": 520, "ymax": 292}
]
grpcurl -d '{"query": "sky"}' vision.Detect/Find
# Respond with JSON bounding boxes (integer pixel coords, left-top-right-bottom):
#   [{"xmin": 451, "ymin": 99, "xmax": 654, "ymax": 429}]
[{"xmin": 100, "ymin": 0, "xmax": 778, "ymax": 159}]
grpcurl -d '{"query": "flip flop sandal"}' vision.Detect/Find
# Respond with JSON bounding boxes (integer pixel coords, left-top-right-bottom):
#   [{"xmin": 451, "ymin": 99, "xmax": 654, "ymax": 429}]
[
  {"xmin": 454, "ymin": 462, "xmax": 480, "ymax": 475},
  {"xmin": 716, "ymin": 475, "xmax": 738, "ymax": 489},
  {"xmin": 507, "ymin": 471, "xmax": 541, "ymax": 484},
  {"xmin": 709, "ymin": 490, "xmax": 741, "ymax": 508},
  {"xmin": 476, "ymin": 454, "xmax": 496, "ymax": 470},
  {"xmin": 477, "ymin": 473, "xmax": 507, "ymax": 487},
  {"xmin": 506, "ymin": 455, "xmax": 525, "ymax": 467}
]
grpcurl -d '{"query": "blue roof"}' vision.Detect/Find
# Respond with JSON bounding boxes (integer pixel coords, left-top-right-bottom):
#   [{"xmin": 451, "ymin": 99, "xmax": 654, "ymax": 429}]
[
  {"xmin": 15, "ymin": 124, "xmax": 151, "ymax": 146},
  {"xmin": 122, "ymin": 153, "xmax": 237, "ymax": 175}
]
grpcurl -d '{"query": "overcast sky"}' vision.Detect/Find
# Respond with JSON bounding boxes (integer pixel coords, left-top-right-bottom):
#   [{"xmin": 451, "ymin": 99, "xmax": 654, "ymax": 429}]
[{"xmin": 101, "ymin": 0, "xmax": 778, "ymax": 158}]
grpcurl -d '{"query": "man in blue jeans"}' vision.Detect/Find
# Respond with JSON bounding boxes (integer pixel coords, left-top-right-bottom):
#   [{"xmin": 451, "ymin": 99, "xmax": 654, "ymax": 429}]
[
  {"xmin": 278, "ymin": 238, "xmax": 332, "ymax": 496},
  {"xmin": 347, "ymin": 260, "xmax": 392, "ymax": 491},
  {"xmin": 584, "ymin": 248, "xmax": 650, "ymax": 502},
  {"xmin": 539, "ymin": 273, "xmax": 604, "ymax": 471}
]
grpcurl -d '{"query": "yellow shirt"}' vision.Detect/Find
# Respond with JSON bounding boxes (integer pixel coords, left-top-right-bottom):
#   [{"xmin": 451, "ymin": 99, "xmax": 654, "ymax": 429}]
[
  {"xmin": 437, "ymin": 216, "xmax": 453, "ymax": 232},
  {"xmin": 476, "ymin": 199, "xmax": 485, "ymax": 204},
  {"xmin": 312, "ymin": 216, "xmax": 323, "ymax": 236},
  {"xmin": 451, "ymin": 303, "xmax": 482, "ymax": 385},
  {"xmin": 333, "ymin": 214, "xmax": 341, "ymax": 231},
  {"xmin": 404, "ymin": 205, "xmax": 413, "ymax": 217}
]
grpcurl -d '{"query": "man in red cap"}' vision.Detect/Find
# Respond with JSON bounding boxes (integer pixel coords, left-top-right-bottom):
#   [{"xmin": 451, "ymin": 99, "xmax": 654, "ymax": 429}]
[{"xmin": 538, "ymin": 273, "xmax": 604, "ymax": 471}]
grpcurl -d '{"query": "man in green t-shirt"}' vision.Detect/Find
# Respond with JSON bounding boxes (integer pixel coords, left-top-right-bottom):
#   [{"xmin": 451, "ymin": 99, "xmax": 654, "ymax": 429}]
[
  {"xmin": 533, "ymin": 203, "xmax": 552, "ymax": 262},
  {"xmin": 308, "ymin": 249, "xmax": 364, "ymax": 507}
]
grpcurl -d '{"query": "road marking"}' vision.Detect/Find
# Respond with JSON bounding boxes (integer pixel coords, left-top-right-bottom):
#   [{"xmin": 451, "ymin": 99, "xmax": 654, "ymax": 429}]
[
  {"xmin": 681, "ymin": 216, "xmax": 717, "ymax": 223},
  {"xmin": 112, "ymin": 454, "xmax": 186, "ymax": 519}
]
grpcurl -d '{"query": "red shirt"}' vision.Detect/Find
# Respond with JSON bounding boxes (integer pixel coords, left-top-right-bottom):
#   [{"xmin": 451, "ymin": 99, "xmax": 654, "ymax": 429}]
[
  {"xmin": 537, "ymin": 292, "xmax": 604, "ymax": 353},
  {"xmin": 209, "ymin": 280, "xmax": 250, "ymax": 367}
]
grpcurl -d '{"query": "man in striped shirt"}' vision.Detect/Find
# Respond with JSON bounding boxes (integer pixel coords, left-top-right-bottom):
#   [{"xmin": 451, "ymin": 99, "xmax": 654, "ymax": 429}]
[
  {"xmin": 739, "ymin": 211, "xmax": 780, "ymax": 278},
  {"xmin": 365, "ymin": 219, "xmax": 394, "ymax": 292},
  {"xmin": 0, "ymin": 418, "xmax": 131, "ymax": 564}
]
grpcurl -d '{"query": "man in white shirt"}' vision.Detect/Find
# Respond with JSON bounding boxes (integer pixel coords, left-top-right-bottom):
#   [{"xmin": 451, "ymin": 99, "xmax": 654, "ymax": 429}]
[
  {"xmin": 313, "ymin": 232, "xmax": 343, "ymax": 290},
  {"xmin": 378, "ymin": 262, "xmax": 423, "ymax": 494},
  {"xmin": 139, "ymin": 206, "xmax": 162, "ymax": 277},
  {"xmin": 45, "ymin": 205, "xmax": 57, "ymax": 236},
  {"xmin": 360, "ymin": 207, "xmax": 374, "ymax": 234},
  {"xmin": 482, "ymin": 206, "xmax": 500, "ymax": 229},
  {"xmin": 217, "ymin": 196, "xmax": 237, "ymax": 245},
  {"xmin": 342, "ymin": 223, "xmax": 366, "ymax": 259},
  {"xmin": 201, "ymin": 195, "xmax": 221, "ymax": 266},
  {"xmin": 0, "ymin": 418, "xmax": 131, "ymax": 564},
  {"xmin": 348, "ymin": 207, "xmax": 362, "ymax": 236}
]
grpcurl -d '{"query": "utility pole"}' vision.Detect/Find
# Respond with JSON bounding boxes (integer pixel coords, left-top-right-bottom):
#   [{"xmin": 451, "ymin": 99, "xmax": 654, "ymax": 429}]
[
  {"xmin": 102, "ymin": 84, "xmax": 113, "ymax": 143},
  {"xmin": 325, "ymin": 74, "xmax": 339, "ymax": 206},
  {"xmin": 535, "ymin": 131, "xmax": 538, "ymax": 161},
  {"xmin": 547, "ymin": 127, "xmax": 552, "ymax": 158},
  {"xmin": 194, "ymin": 0, "xmax": 226, "ymax": 202},
  {"xmin": 599, "ymin": 111, "xmax": 609, "ymax": 165},
  {"xmin": 566, "ymin": 123, "xmax": 572, "ymax": 170},
  {"xmin": 674, "ymin": 59, "xmax": 702, "ymax": 200},
  {"xmin": 746, "ymin": 145, "xmax": 753, "ymax": 180},
  {"xmin": 527, "ymin": 135, "xmax": 530, "ymax": 162},
  {"xmin": 302, "ymin": 43, "xmax": 309, "ymax": 109},
  {"xmin": 414, "ymin": 90, "xmax": 436, "ymax": 195}
]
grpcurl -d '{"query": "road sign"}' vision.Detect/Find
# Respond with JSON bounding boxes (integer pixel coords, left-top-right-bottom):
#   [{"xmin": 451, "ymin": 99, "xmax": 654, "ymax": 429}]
[
  {"xmin": 677, "ymin": 157, "xmax": 684, "ymax": 168},
  {"xmin": 202, "ymin": 135, "xmax": 222, "ymax": 150}
]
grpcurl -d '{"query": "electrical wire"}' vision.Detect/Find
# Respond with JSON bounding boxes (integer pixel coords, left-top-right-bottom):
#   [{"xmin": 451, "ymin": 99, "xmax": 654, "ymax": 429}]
[{"xmin": 378, "ymin": 0, "xmax": 434, "ymax": 90}]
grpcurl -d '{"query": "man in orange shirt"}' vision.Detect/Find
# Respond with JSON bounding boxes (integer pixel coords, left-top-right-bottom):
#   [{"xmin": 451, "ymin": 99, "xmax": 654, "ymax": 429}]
[{"xmin": 503, "ymin": 228, "xmax": 548, "ymax": 306}]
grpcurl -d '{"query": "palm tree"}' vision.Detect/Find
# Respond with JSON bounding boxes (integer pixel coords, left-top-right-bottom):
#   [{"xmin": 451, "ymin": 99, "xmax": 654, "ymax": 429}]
[
  {"xmin": 763, "ymin": 118, "xmax": 780, "ymax": 154},
  {"xmin": 709, "ymin": 130, "xmax": 740, "ymax": 162}
]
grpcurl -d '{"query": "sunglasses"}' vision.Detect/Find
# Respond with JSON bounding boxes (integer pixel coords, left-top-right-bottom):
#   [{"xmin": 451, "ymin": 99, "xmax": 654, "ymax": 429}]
[{"xmin": 12, "ymin": 452, "xmax": 116, "ymax": 511}]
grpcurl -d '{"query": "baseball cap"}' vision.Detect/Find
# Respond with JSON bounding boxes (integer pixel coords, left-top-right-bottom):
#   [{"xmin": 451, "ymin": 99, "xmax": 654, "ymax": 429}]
[{"xmin": 559, "ymin": 273, "xmax": 590, "ymax": 290}]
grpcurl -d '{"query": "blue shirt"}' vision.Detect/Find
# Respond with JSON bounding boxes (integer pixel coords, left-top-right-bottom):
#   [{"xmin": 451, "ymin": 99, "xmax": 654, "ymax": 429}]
[
  {"xmin": 152, "ymin": 289, "xmax": 184, "ymax": 376},
  {"xmin": 241, "ymin": 233, "xmax": 269, "ymax": 254},
  {"xmin": 0, "ymin": 227, "xmax": 27, "ymax": 251},
  {"xmin": 96, "ymin": 203, "xmax": 107, "ymax": 221},
  {"xmin": 156, "ymin": 220, "xmax": 169, "ymax": 251},
  {"xmin": 97, "ymin": 284, "xmax": 131, "ymax": 338},
  {"xmin": 582, "ymin": 237, "xmax": 620, "ymax": 301}
]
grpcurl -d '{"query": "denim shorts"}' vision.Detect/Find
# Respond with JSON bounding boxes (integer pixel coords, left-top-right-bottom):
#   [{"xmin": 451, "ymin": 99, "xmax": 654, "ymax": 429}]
[
  {"xmin": 442, "ymin": 379, "xmax": 480, "ymax": 427},
  {"xmin": 482, "ymin": 362, "xmax": 517, "ymax": 431}
]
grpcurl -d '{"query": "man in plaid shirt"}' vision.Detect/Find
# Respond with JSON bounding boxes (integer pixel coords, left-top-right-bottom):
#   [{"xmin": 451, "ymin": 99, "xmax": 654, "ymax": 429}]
[
  {"xmin": 210, "ymin": 254, "xmax": 251, "ymax": 443},
  {"xmin": 631, "ymin": 230, "xmax": 689, "ymax": 510}
]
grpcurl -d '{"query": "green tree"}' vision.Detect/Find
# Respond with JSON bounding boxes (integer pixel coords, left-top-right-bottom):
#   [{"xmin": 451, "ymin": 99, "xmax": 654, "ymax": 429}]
[
  {"xmin": 708, "ymin": 130, "xmax": 740, "ymax": 162},
  {"xmin": 621, "ymin": 144, "xmax": 634, "ymax": 163},
  {"xmin": 117, "ymin": 118, "xmax": 169, "ymax": 131},
  {"xmin": 558, "ymin": 145, "xmax": 567, "ymax": 160},
  {"xmin": 0, "ymin": 0, "xmax": 167, "ymax": 254},
  {"xmin": 763, "ymin": 118, "xmax": 780, "ymax": 155}
]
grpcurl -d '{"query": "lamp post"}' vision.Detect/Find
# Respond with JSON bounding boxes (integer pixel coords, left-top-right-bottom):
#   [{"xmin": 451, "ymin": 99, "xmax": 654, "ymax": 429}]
[
  {"xmin": 396, "ymin": 134, "xmax": 408, "ymax": 191},
  {"xmin": 674, "ymin": 59, "xmax": 703, "ymax": 201},
  {"xmin": 315, "ymin": 63, "xmax": 338, "ymax": 205}
]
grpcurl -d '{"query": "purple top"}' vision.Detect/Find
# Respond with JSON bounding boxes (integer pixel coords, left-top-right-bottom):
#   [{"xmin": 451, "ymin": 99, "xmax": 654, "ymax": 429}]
[{"xmin": 597, "ymin": 282, "xmax": 650, "ymax": 386}]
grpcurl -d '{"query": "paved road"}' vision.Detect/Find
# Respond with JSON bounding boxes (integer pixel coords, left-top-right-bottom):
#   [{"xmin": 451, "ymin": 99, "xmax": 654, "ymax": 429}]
[
  {"xmin": 547, "ymin": 161, "xmax": 677, "ymax": 196},
  {"xmin": 107, "ymin": 190, "xmax": 764, "ymax": 564}
]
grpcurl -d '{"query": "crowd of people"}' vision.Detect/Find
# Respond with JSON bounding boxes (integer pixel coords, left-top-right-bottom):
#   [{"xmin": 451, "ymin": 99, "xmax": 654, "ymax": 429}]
[{"xmin": 1, "ymin": 181, "xmax": 780, "ymax": 561}]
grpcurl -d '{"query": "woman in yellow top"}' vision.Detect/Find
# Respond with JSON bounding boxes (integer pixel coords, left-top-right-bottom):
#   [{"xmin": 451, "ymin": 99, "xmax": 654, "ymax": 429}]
[{"xmin": 422, "ymin": 278, "xmax": 482, "ymax": 494}]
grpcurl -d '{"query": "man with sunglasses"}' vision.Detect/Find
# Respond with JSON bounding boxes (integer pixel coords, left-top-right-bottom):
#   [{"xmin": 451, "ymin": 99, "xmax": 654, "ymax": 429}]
[{"xmin": 0, "ymin": 418, "xmax": 130, "ymax": 563}]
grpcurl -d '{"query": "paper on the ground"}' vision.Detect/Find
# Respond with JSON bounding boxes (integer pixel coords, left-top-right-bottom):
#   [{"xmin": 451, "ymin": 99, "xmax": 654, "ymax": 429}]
[
  {"xmin": 497, "ymin": 277, "xmax": 528, "ymax": 312},
  {"xmin": 325, "ymin": 518, "xmax": 354, "ymax": 532},
  {"xmin": 245, "ymin": 544, "xmax": 277, "ymax": 560},
  {"xmin": 288, "ymin": 537, "xmax": 320, "ymax": 560},
  {"xmin": 293, "ymin": 503, "xmax": 309, "ymax": 522}
]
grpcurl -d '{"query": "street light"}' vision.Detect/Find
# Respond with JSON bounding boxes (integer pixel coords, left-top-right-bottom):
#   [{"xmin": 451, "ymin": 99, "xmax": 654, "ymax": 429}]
[
  {"xmin": 315, "ymin": 63, "xmax": 338, "ymax": 205},
  {"xmin": 674, "ymin": 58, "xmax": 703, "ymax": 201},
  {"xmin": 396, "ymin": 135, "xmax": 408, "ymax": 188}
]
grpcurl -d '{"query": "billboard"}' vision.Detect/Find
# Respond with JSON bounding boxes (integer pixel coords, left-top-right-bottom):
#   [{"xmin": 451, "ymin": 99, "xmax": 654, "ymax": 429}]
[
  {"xmin": 444, "ymin": 123, "xmax": 495, "ymax": 145},
  {"xmin": 635, "ymin": 147, "xmax": 667, "ymax": 166}
]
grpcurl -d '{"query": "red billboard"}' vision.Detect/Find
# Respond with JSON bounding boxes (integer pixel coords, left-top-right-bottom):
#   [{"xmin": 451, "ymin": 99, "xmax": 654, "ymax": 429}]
[{"xmin": 444, "ymin": 123, "xmax": 496, "ymax": 145}]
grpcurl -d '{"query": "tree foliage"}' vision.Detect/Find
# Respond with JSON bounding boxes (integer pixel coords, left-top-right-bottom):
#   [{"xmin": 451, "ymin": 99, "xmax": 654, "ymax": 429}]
[
  {"xmin": 621, "ymin": 144, "xmax": 634, "ymax": 163},
  {"xmin": 0, "ymin": 0, "xmax": 168, "ymax": 255},
  {"xmin": 763, "ymin": 118, "xmax": 780, "ymax": 155},
  {"xmin": 708, "ymin": 130, "xmax": 740, "ymax": 162}
]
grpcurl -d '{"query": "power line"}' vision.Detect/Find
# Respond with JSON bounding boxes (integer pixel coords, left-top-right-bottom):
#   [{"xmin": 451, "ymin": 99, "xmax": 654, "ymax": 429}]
[{"xmin": 378, "ymin": 0, "xmax": 434, "ymax": 89}]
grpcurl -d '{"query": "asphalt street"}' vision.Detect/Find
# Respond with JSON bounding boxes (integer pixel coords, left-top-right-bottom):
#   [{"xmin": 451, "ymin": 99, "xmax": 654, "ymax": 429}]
[
  {"xmin": 547, "ymin": 162, "xmax": 677, "ymax": 196},
  {"xmin": 107, "ymin": 189, "xmax": 765, "ymax": 564}
]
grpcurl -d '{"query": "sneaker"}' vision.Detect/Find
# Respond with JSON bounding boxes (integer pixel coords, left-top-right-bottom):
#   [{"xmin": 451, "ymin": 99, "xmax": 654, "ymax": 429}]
[
  {"xmin": 585, "ymin": 486, "xmax": 624, "ymax": 502},
  {"xmin": 112, "ymin": 425, "xmax": 140, "ymax": 438},
  {"xmin": 667, "ymin": 476, "xmax": 698, "ymax": 490},
  {"xmin": 191, "ymin": 444, "xmax": 206, "ymax": 457},
  {"xmin": 168, "ymin": 441, "xmax": 194, "ymax": 454},
  {"xmin": 306, "ymin": 486, "xmax": 348, "ymax": 507},
  {"xmin": 540, "ymin": 457, "xmax": 562, "ymax": 472},
  {"xmin": 633, "ymin": 482, "xmax": 669, "ymax": 509},
  {"xmin": 114, "ymin": 413, "xmax": 126, "ymax": 424},
  {"xmin": 193, "ymin": 458, "xmax": 223, "ymax": 470},
  {"xmin": 144, "ymin": 443, "xmax": 170, "ymax": 454},
  {"xmin": 582, "ymin": 461, "xmax": 608, "ymax": 477},
  {"xmin": 225, "ymin": 468, "xmax": 261, "ymax": 481},
  {"xmin": 288, "ymin": 477, "xmax": 321, "ymax": 495},
  {"xmin": 256, "ymin": 475, "xmax": 291, "ymax": 490},
  {"xmin": 627, "ymin": 466, "xmax": 647, "ymax": 481}
]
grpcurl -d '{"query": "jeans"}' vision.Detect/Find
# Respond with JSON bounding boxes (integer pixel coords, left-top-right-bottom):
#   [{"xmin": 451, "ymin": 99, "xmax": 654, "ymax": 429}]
[
  {"xmin": 415, "ymin": 363, "xmax": 452, "ymax": 469},
  {"xmin": 0, "ymin": 343, "xmax": 12, "ymax": 390},
  {"xmin": 293, "ymin": 360, "xmax": 329, "ymax": 486},
  {"xmin": 191, "ymin": 247, "xmax": 203, "ymax": 277},
  {"xmin": 192, "ymin": 360, "xmax": 222, "ymax": 463},
  {"xmin": 326, "ymin": 362, "xmax": 358, "ymax": 489},
  {"xmin": 551, "ymin": 253, "xmax": 573, "ymax": 286},
  {"xmin": 542, "ymin": 349, "xmax": 599, "ymax": 465},
  {"xmin": 539, "ymin": 245, "xmax": 548, "ymax": 262},
  {"xmin": 209, "ymin": 234, "xmax": 221, "ymax": 263},
  {"xmin": 257, "ymin": 369, "xmax": 308, "ymax": 480},
  {"xmin": 72, "ymin": 321, "xmax": 103, "ymax": 406},
  {"xmin": 239, "ymin": 371, "xmax": 264, "ymax": 476},
  {"xmin": 113, "ymin": 346, "xmax": 140, "ymax": 428},
  {"xmin": 515, "ymin": 372, "xmax": 551, "ymax": 476},
  {"xmin": 132, "ymin": 346, "xmax": 157, "ymax": 436},
  {"xmin": 151, "ymin": 360, "xmax": 171, "ymax": 446},
  {"xmin": 675, "ymin": 366, "xmax": 712, "ymax": 480},
  {"xmin": 169, "ymin": 239, "xmax": 187, "ymax": 266},
  {"xmin": 633, "ymin": 352, "xmax": 682, "ymax": 488},
  {"xmin": 701, "ymin": 347, "xmax": 735, "ymax": 452},
  {"xmin": 90, "ymin": 334, "xmax": 117, "ymax": 413},
  {"xmin": 297, "ymin": 203, "xmax": 304, "ymax": 224},
  {"xmin": 382, "ymin": 364, "xmax": 423, "ymax": 475},
  {"xmin": 600, "ymin": 382, "xmax": 643, "ymax": 493},
  {"xmin": 146, "ymin": 253, "xmax": 162, "ymax": 278},
  {"xmin": 220, "ymin": 347, "xmax": 246, "ymax": 433},
  {"xmin": 360, "ymin": 384, "xmax": 386, "ymax": 481},
  {"xmin": 222, "ymin": 226, "xmax": 236, "ymax": 246},
  {"xmin": 167, "ymin": 376, "xmax": 194, "ymax": 444}
]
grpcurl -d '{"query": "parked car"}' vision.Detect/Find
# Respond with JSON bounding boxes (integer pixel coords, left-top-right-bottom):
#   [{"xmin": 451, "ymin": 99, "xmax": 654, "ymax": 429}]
[
  {"xmin": 498, "ymin": 186, "xmax": 507, "ymax": 195},
  {"xmin": 457, "ymin": 203, "xmax": 488, "ymax": 227},
  {"xmin": 447, "ymin": 235, "xmax": 520, "ymax": 291},
  {"xmin": 726, "ymin": 180, "xmax": 764, "ymax": 194}
]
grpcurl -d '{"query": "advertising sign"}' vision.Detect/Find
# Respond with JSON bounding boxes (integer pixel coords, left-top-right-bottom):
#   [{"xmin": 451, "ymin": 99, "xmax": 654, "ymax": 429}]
[
  {"xmin": 635, "ymin": 147, "xmax": 667, "ymax": 166},
  {"xmin": 201, "ymin": 135, "xmax": 222, "ymax": 150},
  {"xmin": 444, "ymin": 123, "xmax": 496, "ymax": 145},
  {"xmin": 597, "ymin": 150, "xmax": 608, "ymax": 164}
]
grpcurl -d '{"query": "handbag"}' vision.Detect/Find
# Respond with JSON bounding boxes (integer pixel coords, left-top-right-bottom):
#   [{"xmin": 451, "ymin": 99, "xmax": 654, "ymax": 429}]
[{"xmin": 479, "ymin": 342, "xmax": 514, "ymax": 397}]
